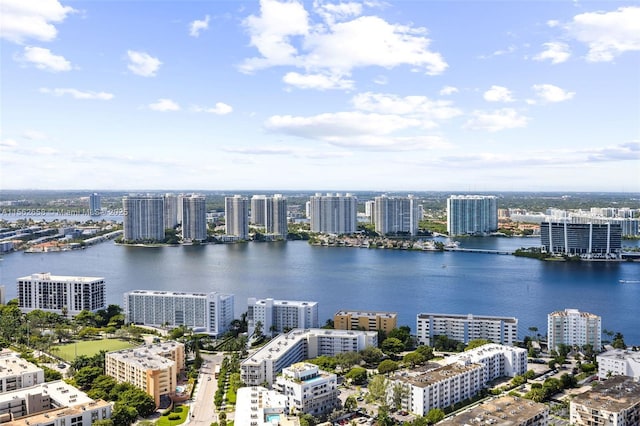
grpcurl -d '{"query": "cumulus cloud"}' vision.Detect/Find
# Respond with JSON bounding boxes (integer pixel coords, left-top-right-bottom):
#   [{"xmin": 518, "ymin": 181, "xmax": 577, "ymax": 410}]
[
  {"xmin": 18, "ymin": 46, "xmax": 71, "ymax": 71},
  {"xmin": 240, "ymin": 0, "xmax": 447, "ymax": 90},
  {"xmin": 439, "ymin": 86, "xmax": 459, "ymax": 96},
  {"xmin": 192, "ymin": 102, "xmax": 233, "ymax": 115},
  {"xmin": 283, "ymin": 72, "xmax": 354, "ymax": 90},
  {"xmin": 530, "ymin": 84, "xmax": 575, "ymax": 104},
  {"xmin": 533, "ymin": 42, "xmax": 571, "ymax": 64},
  {"xmin": 464, "ymin": 108, "xmax": 529, "ymax": 132},
  {"xmin": 39, "ymin": 88, "xmax": 114, "ymax": 100},
  {"xmin": 566, "ymin": 6, "xmax": 640, "ymax": 62},
  {"xmin": 149, "ymin": 98, "xmax": 180, "ymax": 111},
  {"xmin": 0, "ymin": 0, "xmax": 75, "ymax": 44},
  {"xmin": 0, "ymin": 139, "xmax": 18, "ymax": 148},
  {"xmin": 127, "ymin": 50, "xmax": 161, "ymax": 77},
  {"xmin": 585, "ymin": 141, "xmax": 640, "ymax": 162},
  {"xmin": 483, "ymin": 85, "xmax": 514, "ymax": 103},
  {"xmin": 189, "ymin": 15, "xmax": 210, "ymax": 37}
]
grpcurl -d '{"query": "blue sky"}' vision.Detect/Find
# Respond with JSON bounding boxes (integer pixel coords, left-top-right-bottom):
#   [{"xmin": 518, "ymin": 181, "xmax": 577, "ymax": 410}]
[{"xmin": 1, "ymin": 0, "xmax": 639, "ymax": 192}]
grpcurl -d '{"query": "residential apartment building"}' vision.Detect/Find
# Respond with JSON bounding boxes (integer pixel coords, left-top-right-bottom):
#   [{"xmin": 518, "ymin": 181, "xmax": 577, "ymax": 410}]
[
  {"xmin": 241, "ymin": 329, "xmax": 377, "ymax": 386},
  {"xmin": 446, "ymin": 195, "xmax": 498, "ymax": 236},
  {"xmin": 274, "ymin": 363, "xmax": 338, "ymax": 416},
  {"xmin": 225, "ymin": 195, "xmax": 250, "ymax": 240},
  {"xmin": 181, "ymin": 194, "xmax": 207, "ymax": 242},
  {"xmin": 334, "ymin": 310, "xmax": 397, "ymax": 333},
  {"xmin": 247, "ymin": 298, "xmax": 318, "ymax": 336},
  {"xmin": 235, "ymin": 386, "xmax": 299, "ymax": 426},
  {"xmin": 124, "ymin": 290, "xmax": 234, "ymax": 337},
  {"xmin": 541, "ymin": 222, "xmax": 622, "ymax": 258},
  {"xmin": 0, "ymin": 380, "xmax": 111, "ymax": 425},
  {"xmin": 438, "ymin": 396, "xmax": 549, "ymax": 426},
  {"xmin": 547, "ymin": 308, "xmax": 601, "ymax": 352},
  {"xmin": 105, "ymin": 341, "xmax": 185, "ymax": 407},
  {"xmin": 309, "ymin": 193, "xmax": 357, "ymax": 234},
  {"xmin": 122, "ymin": 194, "xmax": 165, "ymax": 242},
  {"xmin": 266, "ymin": 194, "xmax": 288, "ymax": 239},
  {"xmin": 570, "ymin": 376, "xmax": 640, "ymax": 426},
  {"xmin": 17, "ymin": 273, "xmax": 106, "ymax": 316},
  {"xmin": 251, "ymin": 195, "xmax": 267, "ymax": 226},
  {"xmin": 163, "ymin": 193, "xmax": 179, "ymax": 230},
  {"xmin": 597, "ymin": 349, "xmax": 640, "ymax": 381},
  {"xmin": 416, "ymin": 313, "xmax": 518, "ymax": 346},
  {"xmin": 442, "ymin": 343, "xmax": 528, "ymax": 380},
  {"xmin": 89, "ymin": 192, "xmax": 101, "ymax": 216},
  {"xmin": 373, "ymin": 195, "xmax": 420, "ymax": 236},
  {"xmin": 0, "ymin": 349, "xmax": 44, "ymax": 393}
]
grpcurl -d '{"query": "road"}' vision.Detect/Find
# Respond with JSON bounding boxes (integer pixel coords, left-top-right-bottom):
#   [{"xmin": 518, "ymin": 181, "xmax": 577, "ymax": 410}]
[{"xmin": 188, "ymin": 353, "xmax": 224, "ymax": 426}]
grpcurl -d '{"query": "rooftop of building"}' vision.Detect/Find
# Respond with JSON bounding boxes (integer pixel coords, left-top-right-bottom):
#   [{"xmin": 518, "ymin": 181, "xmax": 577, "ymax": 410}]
[
  {"xmin": 597, "ymin": 348, "xmax": 640, "ymax": 362},
  {"xmin": 127, "ymin": 289, "xmax": 230, "ymax": 297},
  {"xmin": 548, "ymin": 308, "xmax": 600, "ymax": 318},
  {"xmin": 236, "ymin": 387, "xmax": 300, "ymax": 426},
  {"xmin": 251, "ymin": 298, "xmax": 318, "ymax": 307},
  {"xmin": 17, "ymin": 272, "xmax": 104, "ymax": 282},
  {"xmin": 437, "ymin": 395, "xmax": 548, "ymax": 425},
  {"xmin": 394, "ymin": 362, "xmax": 483, "ymax": 388},
  {"xmin": 417, "ymin": 313, "xmax": 517, "ymax": 322},
  {"xmin": 335, "ymin": 310, "xmax": 397, "ymax": 318},
  {"xmin": 0, "ymin": 349, "xmax": 43, "ymax": 378},
  {"xmin": 572, "ymin": 376, "xmax": 640, "ymax": 412},
  {"xmin": 9, "ymin": 399, "xmax": 111, "ymax": 426},
  {"xmin": 0, "ymin": 380, "xmax": 94, "ymax": 406},
  {"xmin": 106, "ymin": 341, "xmax": 183, "ymax": 369}
]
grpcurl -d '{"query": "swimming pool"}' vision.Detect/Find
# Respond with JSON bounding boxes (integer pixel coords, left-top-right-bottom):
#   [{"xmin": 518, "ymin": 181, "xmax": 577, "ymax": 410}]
[{"xmin": 265, "ymin": 414, "xmax": 280, "ymax": 423}]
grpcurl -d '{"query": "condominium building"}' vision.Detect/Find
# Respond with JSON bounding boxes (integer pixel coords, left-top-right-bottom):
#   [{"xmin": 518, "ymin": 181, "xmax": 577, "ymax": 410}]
[
  {"xmin": 266, "ymin": 194, "xmax": 288, "ymax": 239},
  {"xmin": 251, "ymin": 195, "xmax": 267, "ymax": 226},
  {"xmin": 241, "ymin": 329, "xmax": 378, "ymax": 386},
  {"xmin": 122, "ymin": 194, "xmax": 165, "ymax": 242},
  {"xmin": 274, "ymin": 363, "xmax": 338, "ymax": 416},
  {"xmin": 124, "ymin": 290, "xmax": 234, "ymax": 337},
  {"xmin": 225, "ymin": 195, "xmax": 249, "ymax": 240},
  {"xmin": 334, "ymin": 310, "xmax": 397, "ymax": 333},
  {"xmin": 247, "ymin": 298, "xmax": 318, "ymax": 336},
  {"xmin": 447, "ymin": 195, "xmax": 498, "ymax": 236},
  {"xmin": 0, "ymin": 380, "xmax": 111, "ymax": 425},
  {"xmin": 416, "ymin": 313, "xmax": 518, "ymax": 346},
  {"xmin": 442, "ymin": 343, "xmax": 528, "ymax": 380},
  {"xmin": 181, "ymin": 194, "xmax": 207, "ymax": 242},
  {"xmin": 541, "ymin": 222, "xmax": 622, "ymax": 258},
  {"xmin": 235, "ymin": 386, "xmax": 299, "ymax": 426},
  {"xmin": 163, "ymin": 193, "xmax": 179, "ymax": 230},
  {"xmin": 309, "ymin": 193, "xmax": 357, "ymax": 234},
  {"xmin": 89, "ymin": 192, "xmax": 101, "ymax": 216},
  {"xmin": 438, "ymin": 396, "xmax": 549, "ymax": 426},
  {"xmin": 105, "ymin": 341, "xmax": 185, "ymax": 407},
  {"xmin": 547, "ymin": 308, "xmax": 601, "ymax": 352},
  {"xmin": 373, "ymin": 195, "xmax": 420, "ymax": 236},
  {"xmin": 0, "ymin": 349, "xmax": 44, "ymax": 393},
  {"xmin": 570, "ymin": 376, "xmax": 640, "ymax": 426},
  {"xmin": 597, "ymin": 349, "xmax": 640, "ymax": 381},
  {"xmin": 17, "ymin": 273, "xmax": 106, "ymax": 316}
]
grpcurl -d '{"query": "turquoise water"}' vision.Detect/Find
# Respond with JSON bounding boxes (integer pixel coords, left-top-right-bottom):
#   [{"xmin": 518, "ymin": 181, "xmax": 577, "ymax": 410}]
[
  {"xmin": 1, "ymin": 238, "xmax": 639, "ymax": 343},
  {"xmin": 265, "ymin": 414, "xmax": 280, "ymax": 422}
]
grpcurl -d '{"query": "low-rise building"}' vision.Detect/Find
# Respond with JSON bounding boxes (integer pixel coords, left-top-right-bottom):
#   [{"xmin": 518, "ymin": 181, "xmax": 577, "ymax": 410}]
[
  {"xmin": 442, "ymin": 343, "xmax": 528, "ymax": 380},
  {"xmin": 334, "ymin": 310, "xmax": 397, "ymax": 333},
  {"xmin": 0, "ymin": 349, "xmax": 45, "ymax": 393},
  {"xmin": 597, "ymin": 349, "xmax": 640, "ymax": 381},
  {"xmin": 0, "ymin": 380, "xmax": 111, "ymax": 425},
  {"xmin": 274, "ymin": 363, "xmax": 338, "ymax": 416},
  {"xmin": 416, "ymin": 313, "xmax": 518, "ymax": 346},
  {"xmin": 438, "ymin": 395, "xmax": 549, "ymax": 426},
  {"xmin": 241, "ymin": 328, "xmax": 377, "ymax": 386},
  {"xmin": 105, "ymin": 341, "xmax": 185, "ymax": 407},
  {"xmin": 235, "ymin": 386, "xmax": 300, "ymax": 426},
  {"xmin": 570, "ymin": 376, "xmax": 640, "ymax": 425}
]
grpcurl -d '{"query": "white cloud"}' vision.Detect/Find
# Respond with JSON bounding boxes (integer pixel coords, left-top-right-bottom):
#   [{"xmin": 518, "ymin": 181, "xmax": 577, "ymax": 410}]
[
  {"xmin": 18, "ymin": 46, "xmax": 71, "ymax": 72},
  {"xmin": 439, "ymin": 86, "xmax": 458, "ymax": 96},
  {"xmin": 373, "ymin": 75, "xmax": 388, "ymax": 85},
  {"xmin": 192, "ymin": 102, "xmax": 233, "ymax": 115},
  {"xmin": 39, "ymin": 88, "xmax": 114, "ymax": 100},
  {"xmin": 566, "ymin": 6, "xmax": 640, "ymax": 62},
  {"xmin": 241, "ymin": 0, "xmax": 447, "ymax": 90},
  {"xmin": 547, "ymin": 20, "xmax": 560, "ymax": 28},
  {"xmin": 533, "ymin": 42, "xmax": 571, "ymax": 64},
  {"xmin": 0, "ymin": 0, "xmax": 75, "ymax": 44},
  {"xmin": 127, "ymin": 50, "xmax": 161, "ymax": 77},
  {"xmin": 464, "ymin": 108, "xmax": 529, "ymax": 132},
  {"xmin": 34, "ymin": 146, "xmax": 58, "ymax": 155},
  {"xmin": 483, "ymin": 85, "xmax": 514, "ymax": 103},
  {"xmin": 283, "ymin": 72, "xmax": 354, "ymax": 90},
  {"xmin": 0, "ymin": 138, "xmax": 18, "ymax": 147},
  {"xmin": 22, "ymin": 130, "xmax": 47, "ymax": 140},
  {"xmin": 530, "ymin": 84, "xmax": 575, "ymax": 103},
  {"xmin": 189, "ymin": 15, "xmax": 210, "ymax": 37},
  {"xmin": 149, "ymin": 98, "xmax": 180, "ymax": 111}
]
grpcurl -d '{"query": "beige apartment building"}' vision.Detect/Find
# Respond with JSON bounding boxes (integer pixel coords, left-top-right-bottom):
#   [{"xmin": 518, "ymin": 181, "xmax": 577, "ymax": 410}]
[
  {"xmin": 438, "ymin": 395, "xmax": 549, "ymax": 426},
  {"xmin": 570, "ymin": 376, "xmax": 640, "ymax": 425},
  {"xmin": 334, "ymin": 310, "xmax": 397, "ymax": 333}
]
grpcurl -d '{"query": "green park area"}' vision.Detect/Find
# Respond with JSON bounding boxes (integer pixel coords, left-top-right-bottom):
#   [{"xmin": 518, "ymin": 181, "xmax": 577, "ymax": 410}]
[{"xmin": 52, "ymin": 339, "xmax": 134, "ymax": 362}]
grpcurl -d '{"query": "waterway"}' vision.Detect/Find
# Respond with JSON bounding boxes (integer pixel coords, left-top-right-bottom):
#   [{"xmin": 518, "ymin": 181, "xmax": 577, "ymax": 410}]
[{"xmin": 1, "ymin": 237, "xmax": 639, "ymax": 344}]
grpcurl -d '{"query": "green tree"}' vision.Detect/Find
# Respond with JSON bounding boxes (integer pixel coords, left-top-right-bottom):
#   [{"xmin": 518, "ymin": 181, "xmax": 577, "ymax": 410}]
[
  {"xmin": 120, "ymin": 388, "xmax": 155, "ymax": 417},
  {"xmin": 111, "ymin": 403, "xmax": 138, "ymax": 426},
  {"xmin": 465, "ymin": 339, "xmax": 491, "ymax": 351},
  {"xmin": 391, "ymin": 383, "xmax": 407, "ymax": 411},
  {"xmin": 415, "ymin": 345, "xmax": 434, "ymax": 360},
  {"xmin": 377, "ymin": 359, "xmax": 399, "ymax": 375},
  {"xmin": 75, "ymin": 366, "xmax": 104, "ymax": 390},
  {"xmin": 367, "ymin": 375, "xmax": 388, "ymax": 403},
  {"xmin": 345, "ymin": 366, "xmax": 368, "ymax": 385},
  {"xmin": 335, "ymin": 351, "xmax": 362, "ymax": 371},
  {"xmin": 344, "ymin": 395, "xmax": 358, "ymax": 412},
  {"xmin": 612, "ymin": 332, "xmax": 626, "ymax": 349},
  {"xmin": 43, "ymin": 366, "xmax": 62, "ymax": 381},
  {"xmin": 360, "ymin": 346, "xmax": 384, "ymax": 364},
  {"xmin": 403, "ymin": 351, "xmax": 426, "ymax": 368},
  {"xmin": 381, "ymin": 337, "xmax": 405, "ymax": 356},
  {"xmin": 425, "ymin": 408, "xmax": 445, "ymax": 424},
  {"xmin": 92, "ymin": 420, "xmax": 114, "ymax": 426}
]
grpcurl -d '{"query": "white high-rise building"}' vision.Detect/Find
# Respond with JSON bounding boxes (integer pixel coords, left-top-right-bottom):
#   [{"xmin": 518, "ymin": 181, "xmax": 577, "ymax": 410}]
[
  {"xmin": 547, "ymin": 308, "xmax": 601, "ymax": 352},
  {"xmin": 251, "ymin": 195, "xmax": 267, "ymax": 226},
  {"xmin": 89, "ymin": 192, "xmax": 101, "ymax": 216},
  {"xmin": 225, "ymin": 195, "xmax": 249, "ymax": 240},
  {"xmin": 163, "ymin": 193, "xmax": 179, "ymax": 230},
  {"xmin": 247, "ymin": 298, "xmax": 318, "ymax": 336},
  {"xmin": 309, "ymin": 193, "xmax": 357, "ymax": 234},
  {"xmin": 416, "ymin": 313, "xmax": 518, "ymax": 346},
  {"xmin": 122, "ymin": 194, "xmax": 165, "ymax": 242},
  {"xmin": 373, "ymin": 194, "xmax": 420, "ymax": 236},
  {"xmin": 124, "ymin": 290, "xmax": 234, "ymax": 337},
  {"xmin": 265, "ymin": 194, "xmax": 288, "ymax": 239},
  {"xmin": 17, "ymin": 273, "xmax": 106, "ymax": 316},
  {"xmin": 181, "ymin": 195, "xmax": 207, "ymax": 242},
  {"xmin": 274, "ymin": 363, "xmax": 338, "ymax": 416},
  {"xmin": 447, "ymin": 195, "xmax": 498, "ymax": 236}
]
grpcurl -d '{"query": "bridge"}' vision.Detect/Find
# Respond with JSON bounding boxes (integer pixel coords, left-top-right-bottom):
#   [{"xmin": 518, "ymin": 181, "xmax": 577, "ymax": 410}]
[{"xmin": 444, "ymin": 248, "xmax": 514, "ymax": 255}]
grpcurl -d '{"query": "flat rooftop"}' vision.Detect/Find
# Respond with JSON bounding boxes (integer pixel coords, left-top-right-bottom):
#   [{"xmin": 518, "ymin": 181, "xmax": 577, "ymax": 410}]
[
  {"xmin": 394, "ymin": 362, "xmax": 483, "ymax": 388},
  {"xmin": 335, "ymin": 310, "xmax": 397, "ymax": 318},
  {"xmin": 106, "ymin": 341, "xmax": 183, "ymax": 369},
  {"xmin": 0, "ymin": 349, "xmax": 42, "ymax": 378},
  {"xmin": 572, "ymin": 376, "xmax": 640, "ymax": 412},
  {"xmin": 438, "ymin": 395, "xmax": 548, "ymax": 425},
  {"xmin": 17, "ymin": 273, "xmax": 104, "ymax": 282},
  {"xmin": 0, "ymin": 380, "xmax": 94, "ymax": 406},
  {"xmin": 9, "ymin": 400, "xmax": 111, "ymax": 426},
  {"xmin": 417, "ymin": 313, "xmax": 517, "ymax": 322}
]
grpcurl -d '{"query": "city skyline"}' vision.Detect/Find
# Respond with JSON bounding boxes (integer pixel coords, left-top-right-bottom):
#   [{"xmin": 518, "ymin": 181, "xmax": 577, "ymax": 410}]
[{"xmin": 1, "ymin": 0, "xmax": 639, "ymax": 192}]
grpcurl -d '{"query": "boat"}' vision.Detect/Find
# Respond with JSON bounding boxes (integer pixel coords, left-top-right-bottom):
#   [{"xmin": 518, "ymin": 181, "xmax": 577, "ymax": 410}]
[{"xmin": 619, "ymin": 280, "xmax": 640, "ymax": 284}]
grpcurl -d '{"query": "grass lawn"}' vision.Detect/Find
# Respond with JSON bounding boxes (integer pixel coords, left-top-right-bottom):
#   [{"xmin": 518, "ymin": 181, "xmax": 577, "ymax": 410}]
[
  {"xmin": 157, "ymin": 405, "xmax": 189, "ymax": 426},
  {"xmin": 51, "ymin": 339, "xmax": 134, "ymax": 362}
]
